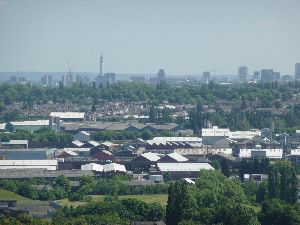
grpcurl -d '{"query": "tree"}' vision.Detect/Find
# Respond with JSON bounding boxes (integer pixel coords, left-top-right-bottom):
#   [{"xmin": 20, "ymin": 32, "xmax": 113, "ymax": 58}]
[
  {"xmin": 260, "ymin": 199, "xmax": 300, "ymax": 225},
  {"xmin": 221, "ymin": 158, "xmax": 230, "ymax": 177},
  {"xmin": 267, "ymin": 161, "xmax": 298, "ymax": 204},
  {"xmin": 288, "ymin": 167, "xmax": 298, "ymax": 204},
  {"xmin": 256, "ymin": 180, "xmax": 268, "ymax": 203},
  {"xmin": 17, "ymin": 182, "xmax": 37, "ymax": 199},
  {"xmin": 239, "ymin": 159, "xmax": 247, "ymax": 181},
  {"xmin": 268, "ymin": 165, "xmax": 279, "ymax": 199},
  {"xmin": 54, "ymin": 176, "xmax": 71, "ymax": 194},
  {"xmin": 213, "ymin": 203, "xmax": 260, "ymax": 225},
  {"xmin": 0, "ymin": 101, "xmax": 4, "ymax": 112},
  {"xmin": 149, "ymin": 106, "xmax": 157, "ymax": 123},
  {"xmin": 141, "ymin": 130, "xmax": 154, "ymax": 140},
  {"xmin": 253, "ymin": 157, "xmax": 259, "ymax": 174},
  {"xmin": 195, "ymin": 171, "xmax": 247, "ymax": 209},
  {"xmin": 166, "ymin": 181, "xmax": 194, "ymax": 225}
]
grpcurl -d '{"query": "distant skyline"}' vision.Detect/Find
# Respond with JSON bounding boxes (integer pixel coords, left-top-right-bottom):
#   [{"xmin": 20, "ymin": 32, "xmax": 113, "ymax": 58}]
[{"xmin": 0, "ymin": 0, "xmax": 299, "ymax": 75}]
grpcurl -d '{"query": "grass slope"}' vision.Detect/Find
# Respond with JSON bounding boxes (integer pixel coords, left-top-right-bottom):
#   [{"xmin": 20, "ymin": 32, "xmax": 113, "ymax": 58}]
[
  {"xmin": 0, "ymin": 188, "xmax": 35, "ymax": 203},
  {"xmin": 56, "ymin": 194, "xmax": 168, "ymax": 207}
]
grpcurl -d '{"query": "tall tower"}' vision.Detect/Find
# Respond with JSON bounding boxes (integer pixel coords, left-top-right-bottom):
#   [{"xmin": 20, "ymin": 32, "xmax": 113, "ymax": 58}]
[{"xmin": 99, "ymin": 54, "xmax": 104, "ymax": 76}]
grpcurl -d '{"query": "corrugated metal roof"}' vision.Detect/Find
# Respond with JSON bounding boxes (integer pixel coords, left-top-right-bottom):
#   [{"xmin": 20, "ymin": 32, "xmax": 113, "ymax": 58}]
[
  {"xmin": 157, "ymin": 163, "xmax": 214, "ymax": 172},
  {"xmin": 81, "ymin": 163, "xmax": 103, "ymax": 172},
  {"xmin": 103, "ymin": 163, "xmax": 126, "ymax": 172},
  {"xmin": 50, "ymin": 112, "xmax": 85, "ymax": 119},
  {"xmin": 141, "ymin": 152, "xmax": 161, "ymax": 162},
  {"xmin": 72, "ymin": 140, "xmax": 84, "ymax": 147},
  {"xmin": 88, "ymin": 141, "xmax": 100, "ymax": 147},
  {"xmin": 63, "ymin": 147, "xmax": 90, "ymax": 152},
  {"xmin": 167, "ymin": 153, "xmax": 188, "ymax": 162},
  {"xmin": 0, "ymin": 160, "xmax": 58, "ymax": 166},
  {"xmin": 81, "ymin": 131, "xmax": 90, "ymax": 136},
  {"xmin": 10, "ymin": 120, "xmax": 49, "ymax": 126},
  {"xmin": 3, "ymin": 140, "xmax": 29, "ymax": 145},
  {"xmin": 0, "ymin": 169, "xmax": 94, "ymax": 179},
  {"xmin": 153, "ymin": 137, "xmax": 202, "ymax": 142},
  {"xmin": 63, "ymin": 150, "xmax": 78, "ymax": 156},
  {"xmin": 0, "ymin": 123, "xmax": 7, "ymax": 130}
]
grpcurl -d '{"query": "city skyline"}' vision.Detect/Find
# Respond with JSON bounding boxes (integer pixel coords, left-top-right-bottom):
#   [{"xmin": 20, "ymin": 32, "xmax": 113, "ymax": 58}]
[{"xmin": 0, "ymin": 0, "xmax": 299, "ymax": 74}]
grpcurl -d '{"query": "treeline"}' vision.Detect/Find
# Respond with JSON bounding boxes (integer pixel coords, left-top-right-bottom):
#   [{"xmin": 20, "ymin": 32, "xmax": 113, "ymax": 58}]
[
  {"xmin": 0, "ymin": 175, "xmax": 169, "ymax": 202},
  {"xmin": 188, "ymin": 103, "xmax": 300, "ymax": 132},
  {"xmin": 52, "ymin": 197, "xmax": 164, "ymax": 225},
  {"xmin": 0, "ymin": 176, "xmax": 72, "ymax": 201},
  {"xmin": 0, "ymin": 197, "xmax": 164, "ymax": 225},
  {"xmin": 166, "ymin": 165, "xmax": 300, "ymax": 225},
  {"xmin": 0, "ymin": 80, "xmax": 299, "ymax": 106},
  {"xmin": 0, "ymin": 128, "xmax": 73, "ymax": 142},
  {"xmin": 91, "ymin": 129, "xmax": 175, "ymax": 141}
]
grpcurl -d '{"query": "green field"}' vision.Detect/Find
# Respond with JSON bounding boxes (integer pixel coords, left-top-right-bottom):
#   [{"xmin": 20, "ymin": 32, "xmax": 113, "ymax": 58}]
[
  {"xmin": 0, "ymin": 189, "xmax": 36, "ymax": 204},
  {"xmin": 0, "ymin": 189, "xmax": 54, "ymax": 216},
  {"xmin": 56, "ymin": 194, "xmax": 168, "ymax": 207}
]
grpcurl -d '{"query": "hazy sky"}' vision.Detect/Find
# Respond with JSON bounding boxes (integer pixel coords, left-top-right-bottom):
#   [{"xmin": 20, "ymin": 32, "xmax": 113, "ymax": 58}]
[{"xmin": 0, "ymin": 0, "xmax": 299, "ymax": 75}]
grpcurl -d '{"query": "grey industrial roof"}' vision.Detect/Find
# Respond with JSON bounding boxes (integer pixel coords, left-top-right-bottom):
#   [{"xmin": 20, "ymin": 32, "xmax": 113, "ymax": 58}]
[
  {"xmin": 0, "ymin": 169, "xmax": 95, "ymax": 179},
  {"xmin": 10, "ymin": 120, "xmax": 49, "ymax": 126},
  {"xmin": 50, "ymin": 112, "xmax": 85, "ymax": 119},
  {"xmin": 157, "ymin": 163, "xmax": 214, "ymax": 172}
]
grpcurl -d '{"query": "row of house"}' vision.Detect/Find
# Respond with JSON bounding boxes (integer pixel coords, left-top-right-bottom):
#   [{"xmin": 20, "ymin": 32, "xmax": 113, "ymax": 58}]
[{"xmin": 61, "ymin": 121, "xmax": 181, "ymax": 134}]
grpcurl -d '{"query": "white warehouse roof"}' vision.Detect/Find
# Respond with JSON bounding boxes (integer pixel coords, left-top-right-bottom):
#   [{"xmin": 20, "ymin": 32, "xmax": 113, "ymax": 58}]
[
  {"xmin": 152, "ymin": 137, "xmax": 202, "ymax": 142},
  {"xmin": 167, "ymin": 153, "xmax": 188, "ymax": 162},
  {"xmin": 157, "ymin": 163, "xmax": 214, "ymax": 172},
  {"xmin": 2, "ymin": 140, "xmax": 29, "ymax": 146},
  {"xmin": 62, "ymin": 150, "xmax": 78, "ymax": 157},
  {"xmin": 0, "ymin": 123, "xmax": 7, "ymax": 130},
  {"xmin": 0, "ymin": 160, "xmax": 58, "ymax": 170},
  {"xmin": 141, "ymin": 152, "xmax": 161, "ymax": 162},
  {"xmin": 50, "ymin": 112, "xmax": 85, "ymax": 119},
  {"xmin": 88, "ymin": 141, "xmax": 100, "ymax": 147},
  {"xmin": 81, "ymin": 163, "xmax": 103, "ymax": 172},
  {"xmin": 149, "ymin": 137, "xmax": 202, "ymax": 145},
  {"xmin": 72, "ymin": 140, "xmax": 84, "ymax": 147},
  {"xmin": 10, "ymin": 120, "xmax": 49, "ymax": 126},
  {"xmin": 103, "ymin": 163, "xmax": 126, "ymax": 173},
  {"xmin": 0, "ymin": 160, "xmax": 58, "ymax": 166}
]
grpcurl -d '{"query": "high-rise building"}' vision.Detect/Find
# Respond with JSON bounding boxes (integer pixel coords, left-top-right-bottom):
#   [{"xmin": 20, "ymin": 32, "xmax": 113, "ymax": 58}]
[
  {"xmin": 274, "ymin": 72, "xmax": 281, "ymax": 81},
  {"xmin": 261, "ymin": 69, "xmax": 274, "ymax": 82},
  {"xmin": 41, "ymin": 74, "xmax": 53, "ymax": 86},
  {"xmin": 295, "ymin": 63, "xmax": 300, "ymax": 80},
  {"xmin": 9, "ymin": 76, "xmax": 27, "ymax": 84},
  {"xmin": 41, "ymin": 75, "xmax": 47, "ymax": 85},
  {"xmin": 62, "ymin": 71, "xmax": 76, "ymax": 86},
  {"xmin": 202, "ymin": 72, "xmax": 211, "ymax": 83},
  {"xmin": 76, "ymin": 75, "xmax": 90, "ymax": 84},
  {"xmin": 157, "ymin": 69, "xmax": 166, "ymax": 82},
  {"xmin": 253, "ymin": 71, "xmax": 261, "ymax": 81},
  {"xmin": 282, "ymin": 75, "xmax": 293, "ymax": 82},
  {"xmin": 96, "ymin": 73, "xmax": 116, "ymax": 87},
  {"xmin": 238, "ymin": 66, "xmax": 248, "ymax": 82}
]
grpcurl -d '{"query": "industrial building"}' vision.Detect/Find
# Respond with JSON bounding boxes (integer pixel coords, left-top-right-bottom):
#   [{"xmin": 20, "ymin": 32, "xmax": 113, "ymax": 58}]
[
  {"xmin": 0, "ymin": 160, "xmax": 58, "ymax": 170},
  {"xmin": 7, "ymin": 120, "xmax": 49, "ymax": 132},
  {"xmin": 0, "ymin": 148, "xmax": 56, "ymax": 160}
]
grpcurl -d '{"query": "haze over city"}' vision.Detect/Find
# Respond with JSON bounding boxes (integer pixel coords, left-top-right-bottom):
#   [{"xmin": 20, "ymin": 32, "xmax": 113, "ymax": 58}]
[
  {"xmin": 1, "ymin": 1, "xmax": 300, "ymax": 224},
  {"xmin": 0, "ymin": 0, "xmax": 300, "ymax": 75}
]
